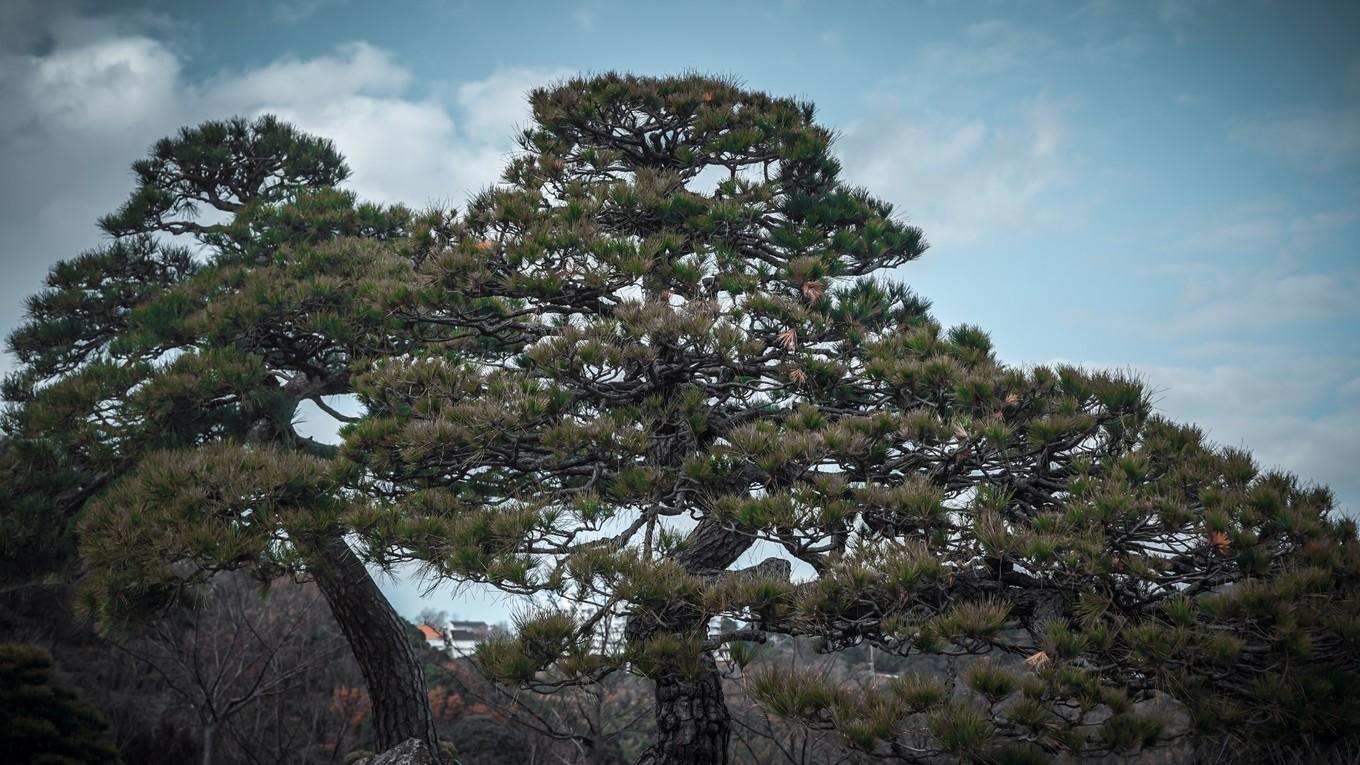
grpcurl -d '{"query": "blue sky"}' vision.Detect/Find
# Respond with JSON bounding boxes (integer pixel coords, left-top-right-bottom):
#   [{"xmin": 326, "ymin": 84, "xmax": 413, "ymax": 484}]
[{"xmin": 2, "ymin": 0, "xmax": 1356, "ymax": 623}]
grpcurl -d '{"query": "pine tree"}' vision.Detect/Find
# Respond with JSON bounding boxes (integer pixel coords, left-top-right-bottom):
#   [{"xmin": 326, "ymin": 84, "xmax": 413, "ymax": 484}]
[
  {"xmin": 341, "ymin": 74, "xmax": 1360, "ymax": 763},
  {"xmin": 0, "ymin": 644, "xmax": 120, "ymax": 764},
  {"xmin": 2, "ymin": 117, "xmax": 452, "ymax": 758},
  {"xmin": 7, "ymin": 77, "xmax": 1356, "ymax": 765}
]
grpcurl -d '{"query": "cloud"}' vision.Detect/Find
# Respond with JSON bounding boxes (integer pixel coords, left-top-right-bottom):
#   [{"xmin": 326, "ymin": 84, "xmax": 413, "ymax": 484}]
[
  {"xmin": 1168, "ymin": 266, "xmax": 1357, "ymax": 333},
  {"xmin": 24, "ymin": 36, "xmax": 179, "ymax": 131},
  {"xmin": 572, "ymin": 7, "xmax": 597, "ymax": 30},
  {"xmin": 913, "ymin": 20, "xmax": 1057, "ymax": 82},
  {"xmin": 836, "ymin": 95, "xmax": 1068, "ymax": 248},
  {"xmin": 1067, "ymin": 354, "xmax": 1360, "ymax": 516},
  {"xmin": 1137, "ymin": 201, "xmax": 1360, "ymax": 337},
  {"xmin": 455, "ymin": 67, "xmax": 567, "ymax": 144},
  {"xmin": 0, "ymin": 7, "xmax": 563, "ymax": 374},
  {"xmin": 0, "ymin": 6, "xmax": 572, "ymax": 623},
  {"xmin": 204, "ymin": 42, "xmax": 412, "ymax": 111},
  {"xmin": 271, "ymin": 0, "xmax": 341, "ymax": 24},
  {"xmin": 1231, "ymin": 107, "xmax": 1360, "ymax": 174}
]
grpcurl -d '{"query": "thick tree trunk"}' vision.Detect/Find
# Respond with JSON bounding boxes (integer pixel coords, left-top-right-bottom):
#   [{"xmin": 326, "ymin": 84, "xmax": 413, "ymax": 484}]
[
  {"xmin": 642, "ymin": 651, "xmax": 730, "ymax": 765},
  {"xmin": 304, "ymin": 535, "xmax": 440, "ymax": 758},
  {"xmin": 631, "ymin": 517, "xmax": 755, "ymax": 765}
]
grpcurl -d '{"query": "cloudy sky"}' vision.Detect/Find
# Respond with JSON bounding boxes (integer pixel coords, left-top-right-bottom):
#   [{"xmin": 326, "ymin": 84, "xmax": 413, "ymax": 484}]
[{"xmin": 2, "ymin": 0, "xmax": 1356, "ymax": 623}]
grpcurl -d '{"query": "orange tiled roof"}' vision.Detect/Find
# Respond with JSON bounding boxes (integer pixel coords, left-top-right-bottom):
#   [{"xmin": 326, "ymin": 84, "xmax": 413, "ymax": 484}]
[{"xmin": 416, "ymin": 624, "xmax": 443, "ymax": 640}]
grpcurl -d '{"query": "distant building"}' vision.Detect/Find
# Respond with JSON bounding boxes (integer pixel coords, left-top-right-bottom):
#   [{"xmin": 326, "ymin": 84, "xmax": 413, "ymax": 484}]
[
  {"xmin": 445, "ymin": 620, "xmax": 489, "ymax": 657},
  {"xmin": 415, "ymin": 623, "xmax": 445, "ymax": 652}
]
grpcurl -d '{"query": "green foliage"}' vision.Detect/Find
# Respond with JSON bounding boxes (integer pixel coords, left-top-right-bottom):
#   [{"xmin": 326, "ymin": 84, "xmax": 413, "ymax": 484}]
[
  {"xmin": 965, "ymin": 661, "xmax": 1018, "ymax": 704},
  {"xmin": 7, "ymin": 72, "xmax": 1359, "ymax": 763},
  {"xmin": 0, "ymin": 645, "xmax": 120, "ymax": 764},
  {"xmin": 3, "ymin": 112, "xmax": 431, "ymax": 606},
  {"xmin": 77, "ymin": 443, "xmax": 344, "ymax": 628},
  {"xmin": 1097, "ymin": 712, "xmax": 1165, "ymax": 753},
  {"xmin": 746, "ymin": 668, "xmax": 846, "ymax": 721},
  {"xmin": 930, "ymin": 599, "xmax": 1011, "ymax": 642},
  {"xmin": 927, "ymin": 703, "xmax": 993, "ymax": 755},
  {"xmin": 100, "ymin": 115, "xmax": 348, "ymax": 238},
  {"xmin": 335, "ymin": 72, "xmax": 1360, "ymax": 758},
  {"xmin": 888, "ymin": 674, "xmax": 948, "ymax": 711}
]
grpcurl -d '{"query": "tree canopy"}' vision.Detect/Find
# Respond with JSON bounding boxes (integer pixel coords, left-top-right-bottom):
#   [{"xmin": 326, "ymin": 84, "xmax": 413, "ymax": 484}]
[
  {"xmin": 4, "ymin": 75, "xmax": 1357, "ymax": 765},
  {"xmin": 3, "ymin": 115, "xmax": 448, "ymax": 756},
  {"xmin": 341, "ymin": 73, "xmax": 1360, "ymax": 762}
]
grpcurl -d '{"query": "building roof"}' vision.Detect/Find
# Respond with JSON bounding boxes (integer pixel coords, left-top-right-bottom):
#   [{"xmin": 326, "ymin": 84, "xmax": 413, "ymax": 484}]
[{"xmin": 416, "ymin": 623, "xmax": 443, "ymax": 641}]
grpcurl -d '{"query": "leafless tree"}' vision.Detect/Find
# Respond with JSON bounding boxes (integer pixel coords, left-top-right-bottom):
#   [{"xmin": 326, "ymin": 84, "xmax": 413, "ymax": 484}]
[{"xmin": 113, "ymin": 573, "xmax": 355, "ymax": 765}]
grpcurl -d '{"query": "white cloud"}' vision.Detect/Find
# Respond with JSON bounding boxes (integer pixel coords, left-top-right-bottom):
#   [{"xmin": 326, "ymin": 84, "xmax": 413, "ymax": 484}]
[
  {"xmin": 455, "ymin": 67, "xmax": 568, "ymax": 145},
  {"xmin": 197, "ymin": 48, "xmax": 564, "ymax": 207},
  {"xmin": 1066, "ymin": 354, "xmax": 1360, "ymax": 516},
  {"xmin": 837, "ymin": 95, "xmax": 1068, "ymax": 248},
  {"xmin": 914, "ymin": 20, "xmax": 1056, "ymax": 82},
  {"xmin": 271, "ymin": 0, "xmax": 339, "ymax": 24},
  {"xmin": 1170, "ymin": 267, "xmax": 1357, "ymax": 333},
  {"xmin": 0, "ymin": 8, "xmax": 571, "ymax": 623},
  {"xmin": 204, "ymin": 42, "xmax": 412, "ymax": 111},
  {"xmin": 1231, "ymin": 107, "xmax": 1360, "ymax": 173},
  {"xmin": 0, "ymin": 8, "xmax": 564, "ymax": 375},
  {"xmin": 270, "ymin": 96, "xmax": 463, "ymax": 208},
  {"xmin": 24, "ymin": 36, "xmax": 180, "ymax": 130},
  {"xmin": 1153, "ymin": 202, "xmax": 1360, "ymax": 334}
]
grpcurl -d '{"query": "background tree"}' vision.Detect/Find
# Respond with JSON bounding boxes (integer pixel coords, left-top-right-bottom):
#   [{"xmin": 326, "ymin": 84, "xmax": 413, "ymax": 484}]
[
  {"xmin": 416, "ymin": 609, "xmax": 450, "ymax": 629},
  {"xmin": 2, "ymin": 116, "xmax": 452, "ymax": 757},
  {"xmin": 111, "ymin": 573, "xmax": 350, "ymax": 765},
  {"xmin": 0, "ymin": 644, "xmax": 120, "ymax": 765},
  {"xmin": 427, "ymin": 658, "xmax": 646, "ymax": 764},
  {"xmin": 341, "ymin": 73, "xmax": 1360, "ymax": 764}
]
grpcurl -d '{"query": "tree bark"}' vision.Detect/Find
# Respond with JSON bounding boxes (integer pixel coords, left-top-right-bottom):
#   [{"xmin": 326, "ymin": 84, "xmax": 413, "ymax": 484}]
[
  {"xmin": 631, "ymin": 517, "xmax": 754, "ymax": 765},
  {"xmin": 201, "ymin": 719, "xmax": 218, "ymax": 765},
  {"xmin": 304, "ymin": 535, "xmax": 440, "ymax": 759},
  {"xmin": 640, "ymin": 651, "xmax": 730, "ymax": 765}
]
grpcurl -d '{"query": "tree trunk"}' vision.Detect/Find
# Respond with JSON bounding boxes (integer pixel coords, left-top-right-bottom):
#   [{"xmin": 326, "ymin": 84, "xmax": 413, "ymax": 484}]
[
  {"xmin": 631, "ymin": 517, "xmax": 754, "ymax": 765},
  {"xmin": 304, "ymin": 535, "xmax": 440, "ymax": 758},
  {"xmin": 642, "ymin": 651, "xmax": 730, "ymax": 765},
  {"xmin": 201, "ymin": 719, "xmax": 218, "ymax": 765}
]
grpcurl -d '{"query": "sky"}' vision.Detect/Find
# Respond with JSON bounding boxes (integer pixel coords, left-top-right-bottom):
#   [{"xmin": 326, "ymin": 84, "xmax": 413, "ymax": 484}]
[{"xmin": 1, "ymin": 0, "xmax": 1356, "ymax": 624}]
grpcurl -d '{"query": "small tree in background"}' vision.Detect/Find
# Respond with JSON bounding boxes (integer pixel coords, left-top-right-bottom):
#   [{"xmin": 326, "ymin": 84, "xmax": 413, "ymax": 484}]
[
  {"xmin": 343, "ymin": 73, "xmax": 1360, "ymax": 763},
  {"xmin": 0, "ymin": 644, "xmax": 121, "ymax": 764},
  {"xmin": 111, "ymin": 573, "xmax": 352, "ymax": 765}
]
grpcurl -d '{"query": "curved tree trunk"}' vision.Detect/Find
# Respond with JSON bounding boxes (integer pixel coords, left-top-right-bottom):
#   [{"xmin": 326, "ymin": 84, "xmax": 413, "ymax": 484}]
[{"xmin": 304, "ymin": 535, "xmax": 440, "ymax": 758}]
